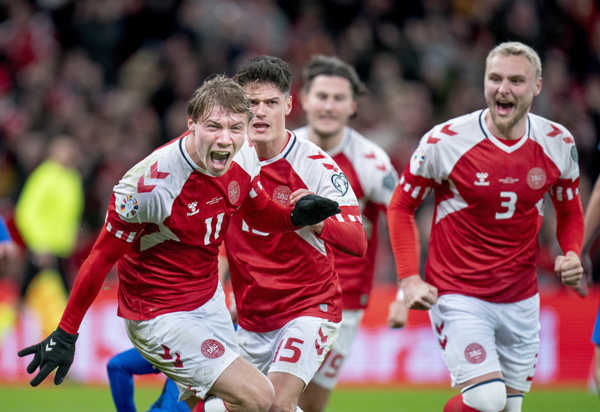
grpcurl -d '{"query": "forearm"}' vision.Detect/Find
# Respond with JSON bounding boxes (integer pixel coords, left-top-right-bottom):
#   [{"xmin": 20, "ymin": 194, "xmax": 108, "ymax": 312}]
[
  {"xmin": 554, "ymin": 194, "xmax": 584, "ymax": 256},
  {"xmin": 387, "ymin": 187, "xmax": 421, "ymax": 279},
  {"xmin": 318, "ymin": 206, "xmax": 366, "ymax": 257},
  {"xmin": 59, "ymin": 228, "xmax": 127, "ymax": 334}
]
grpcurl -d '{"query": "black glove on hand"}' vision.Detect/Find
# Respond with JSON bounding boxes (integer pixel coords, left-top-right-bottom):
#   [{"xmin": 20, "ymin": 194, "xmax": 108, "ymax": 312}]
[
  {"xmin": 290, "ymin": 194, "xmax": 341, "ymax": 226},
  {"xmin": 18, "ymin": 327, "xmax": 78, "ymax": 386}
]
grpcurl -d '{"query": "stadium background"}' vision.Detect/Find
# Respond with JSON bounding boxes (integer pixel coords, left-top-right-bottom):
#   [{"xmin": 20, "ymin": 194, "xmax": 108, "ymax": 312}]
[{"xmin": 0, "ymin": 0, "xmax": 599, "ymax": 407}]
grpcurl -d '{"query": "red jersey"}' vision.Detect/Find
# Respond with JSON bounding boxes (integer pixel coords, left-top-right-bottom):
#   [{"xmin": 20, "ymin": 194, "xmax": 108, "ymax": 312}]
[
  {"xmin": 226, "ymin": 131, "xmax": 366, "ymax": 332},
  {"xmin": 388, "ymin": 110, "xmax": 583, "ymax": 303},
  {"xmin": 295, "ymin": 126, "xmax": 398, "ymax": 309}
]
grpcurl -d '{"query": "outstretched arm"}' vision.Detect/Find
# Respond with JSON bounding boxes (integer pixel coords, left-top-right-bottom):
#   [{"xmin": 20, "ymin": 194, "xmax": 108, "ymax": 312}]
[{"xmin": 18, "ymin": 225, "xmax": 131, "ymax": 386}]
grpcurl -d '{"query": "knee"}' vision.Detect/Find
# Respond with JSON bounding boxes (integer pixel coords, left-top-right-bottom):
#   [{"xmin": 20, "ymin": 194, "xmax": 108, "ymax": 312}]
[
  {"xmin": 106, "ymin": 357, "xmax": 122, "ymax": 375},
  {"xmin": 462, "ymin": 379, "xmax": 507, "ymax": 412}
]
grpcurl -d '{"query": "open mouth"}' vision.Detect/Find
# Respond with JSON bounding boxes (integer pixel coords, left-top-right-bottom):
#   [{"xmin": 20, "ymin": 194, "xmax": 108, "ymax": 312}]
[
  {"xmin": 496, "ymin": 101, "xmax": 515, "ymax": 116},
  {"xmin": 210, "ymin": 151, "xmax": 230, "ymax": 167},
  {"xmin": 252, "ymin": 122, "xmax": 269, "ymax": 132}
]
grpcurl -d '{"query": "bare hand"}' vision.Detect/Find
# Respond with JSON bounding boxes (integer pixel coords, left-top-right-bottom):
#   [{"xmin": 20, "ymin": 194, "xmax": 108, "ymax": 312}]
[
  {"xmin": 554, "ymin": 250, "xmax": 584, "ymax": 287},
  {"xmin": 387, "ymin": 298, "xmax": 407, "ymax": 328},
  {"xmin": 400, "ymin": 275, "xmax": 438, "ymax": 310}
]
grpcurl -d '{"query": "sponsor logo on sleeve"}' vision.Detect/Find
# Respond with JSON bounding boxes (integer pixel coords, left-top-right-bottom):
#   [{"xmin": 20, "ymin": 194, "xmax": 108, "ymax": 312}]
[
  {"xmin": 570, "ymin": 145, "xmax": 578, "ymax": 162},
  {"xmin": 383, "ymin": 171, "xmax": 398, "ymax": 191},
  {"xmin": 331, "ymin": 173, "xmax": 349, "ymax": 195},
  {"xmin": 116, "ymin": 194, "xmax": 139, "ymax": 219}
]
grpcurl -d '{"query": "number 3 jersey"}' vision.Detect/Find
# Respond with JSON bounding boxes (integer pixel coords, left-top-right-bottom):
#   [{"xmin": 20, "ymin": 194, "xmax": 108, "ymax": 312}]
[
  {"xmin": 225, "ymin": 131, "xmax": 367, "ymax": 332},
  {"xmin": 389, "ymin": 109, "xmax": 583, "ymax": 303},
  {"xmin": 105, "ymin": 132, "xmax": 276, "ymax": 321}
]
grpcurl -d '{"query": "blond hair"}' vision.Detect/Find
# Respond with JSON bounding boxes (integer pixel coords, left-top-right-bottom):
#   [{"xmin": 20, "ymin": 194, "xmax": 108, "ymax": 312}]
[{"xmin": 486, "ymin": 42, "xmax": 542, "ymax": 79}]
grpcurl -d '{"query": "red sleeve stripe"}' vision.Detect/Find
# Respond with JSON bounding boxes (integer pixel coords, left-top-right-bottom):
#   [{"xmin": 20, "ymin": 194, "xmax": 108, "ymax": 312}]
[{"xmin": 106, "ymin": 222, "xmax": 136, "ymax": 243}]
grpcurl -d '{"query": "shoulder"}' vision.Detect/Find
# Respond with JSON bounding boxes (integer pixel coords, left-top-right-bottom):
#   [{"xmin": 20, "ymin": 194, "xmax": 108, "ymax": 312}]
[
  {"xmin": 231, "ymin": 140, "xmax": 260, "ymax": 180},
  {"xmin": 528, "ymin": 113, "xmax": 578, "ymax": 178},
  {"xmin": 113, "ymin": 140, "xmax": 192, "ymax": 223}
]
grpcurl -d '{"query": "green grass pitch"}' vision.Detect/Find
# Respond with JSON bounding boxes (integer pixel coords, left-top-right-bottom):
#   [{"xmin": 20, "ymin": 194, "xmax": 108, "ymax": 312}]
[{"xmin": 1, "ymin": 383, "xmax": 598, "ymax": 411}]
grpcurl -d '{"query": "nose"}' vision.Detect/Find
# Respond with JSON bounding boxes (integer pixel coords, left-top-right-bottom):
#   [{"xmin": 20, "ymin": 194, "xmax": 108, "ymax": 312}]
[
  {"xmin": 498, "ymin": 79, "xmax": 510, "ymax": 94},
  {"xmin": 323, "ymin": 97, "xmax": 334, "ymax": 110},
  {"xmin": 216, "ymin": 130, "xmax": 233, "ymax": 146},
  {"xmin": 254, "ymin": 102, "xmax": 267, "ymax": 117}
]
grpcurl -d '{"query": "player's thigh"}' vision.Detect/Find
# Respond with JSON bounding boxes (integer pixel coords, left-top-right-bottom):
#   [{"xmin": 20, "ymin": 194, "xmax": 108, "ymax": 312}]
[
  {"xmin": 210, "ymin": 356, "xmax": 274, "ymax": 405},
  {"xmin": 311, "ymin": 309, "xmax": 363, "ymax": 390},
  {"xmin": 495, "ymin": 294, "xmax": 540, "ymax": 393},
  {"xmin": 126, "ymin": 285, "xmax": 239, "ymax": 400},
  {"xmin": 430, "ymin": 294, "xmax": 501, "ymax": 387}
]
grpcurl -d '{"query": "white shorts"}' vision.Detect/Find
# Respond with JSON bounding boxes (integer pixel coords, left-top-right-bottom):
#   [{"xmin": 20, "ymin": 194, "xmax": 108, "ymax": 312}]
[
  {"xmin": 429, "ymin": 293, "xmax": 540, "ymax": 392},
  {"xmin": 125, "ymin": 283, "xmax": 239, "ymax": 401},
  {"xmin": 236, "ymin": 316, "xmax": 341, "ymax": 385},
  {"xmin": 311, "ymin": 309, "xmax": 363, "ymax": 389}
]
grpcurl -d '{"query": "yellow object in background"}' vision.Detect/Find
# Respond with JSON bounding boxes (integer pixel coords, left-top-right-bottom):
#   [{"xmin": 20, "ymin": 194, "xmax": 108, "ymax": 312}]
[{"xmin": 24, "ymin": 269, "xmax": 68, "ymax": 337}]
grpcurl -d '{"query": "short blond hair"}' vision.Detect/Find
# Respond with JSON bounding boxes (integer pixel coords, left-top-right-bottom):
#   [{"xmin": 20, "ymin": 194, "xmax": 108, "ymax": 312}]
[
  {"xmin": 187, "ymin": 75, "xmax": 252, "ymax": 122},
  {"xmin": 486, "ymin": 42, "xmax": 542, "ymax": 79}
]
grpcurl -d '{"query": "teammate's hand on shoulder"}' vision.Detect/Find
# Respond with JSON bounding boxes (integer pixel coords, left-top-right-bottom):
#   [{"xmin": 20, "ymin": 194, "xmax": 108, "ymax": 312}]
[
  {"xmin": 400, "ymin": 274, "xmax": 438, "ymax": 310},
  {"xmin": 17, "ymin": 327, "xmax": 78, "ymax": 386},
  {"xmin": 554, "ymin": 250, "xmax": 584, "ymax": 287}
]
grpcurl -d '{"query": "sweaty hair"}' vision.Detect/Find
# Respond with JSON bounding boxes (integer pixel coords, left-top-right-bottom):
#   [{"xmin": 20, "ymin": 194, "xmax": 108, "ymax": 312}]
[
  {"xmin": 486, "ymin": 41, "xmax": 542, "ymax": 79},
  {"xmin": 187, "ymin": 74, "xmax": 252, "ymax": 122},
  {"xmin": 234, "ymin": 55, "xmax": 292, "ymax": 95},
  {"xmin": 302, "ymin": 55, "xmax": 367, "ymax": 98}
]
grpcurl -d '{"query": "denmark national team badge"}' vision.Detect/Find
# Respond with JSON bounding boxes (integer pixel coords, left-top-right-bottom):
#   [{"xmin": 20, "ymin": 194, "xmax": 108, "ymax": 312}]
[
  {"xmin": 228, "ymin": 181, "xmax": 240, "ymax": 204},
  {"xmin": 116, "ymin": 194, "xmax": 139, "ymax": 218},
  {"xmin": 331, "ymin": 173, "xmax": 349, "ymax": 195},
  {"xmin": 464, "ymin": 343, "xmax": 486, "ymax": 364},
  {"xmin": 201, "ymin": 339, "xmax": 225, "ymax": 359},
  {"xmin": 273, "ymin": 185, "xmax": 291, "ymax": 206},
  {"xmin": 526, "ymin": 167, "xmax": 546, "ymax": 190}
]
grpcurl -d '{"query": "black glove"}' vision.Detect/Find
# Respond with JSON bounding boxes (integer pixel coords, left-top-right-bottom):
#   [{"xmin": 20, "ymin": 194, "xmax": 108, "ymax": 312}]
[
  {"xmin": 290, "ymin": 194, "xmax": 341, "ymax": 226},
  {"xmin": 18, "ymin": 327, "xmax": 78, "ymax": 386}
]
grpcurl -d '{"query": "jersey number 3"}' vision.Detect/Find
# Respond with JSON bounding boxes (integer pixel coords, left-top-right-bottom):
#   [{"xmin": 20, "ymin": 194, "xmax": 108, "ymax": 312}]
[{"xmin": 495, "ymin": 191, "xmax": 517, "ymax": 220}]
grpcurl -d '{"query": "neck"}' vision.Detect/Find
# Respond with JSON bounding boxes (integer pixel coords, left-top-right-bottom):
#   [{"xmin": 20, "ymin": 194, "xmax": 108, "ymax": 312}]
[
  {"xmin": 254, "ymin": 131, "xmax": 290, "ymax": 160},
  {"xmin": 485, "ymin": 111, "xmax": 527, "ymax": 140},
  {"xmin": 307, "ymin": 127, "xmax": 344, "ymax": 151}
]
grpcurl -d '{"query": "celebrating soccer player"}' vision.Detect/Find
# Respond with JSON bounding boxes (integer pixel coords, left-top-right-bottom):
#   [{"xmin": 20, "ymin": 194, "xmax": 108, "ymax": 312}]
[
  {"xmin": 220, "ymin": 55, "xmax": 366, "ymax": 412},
  {"xmin": 17, "ymin": 75, "xmax": 340, "ymax": 412},
  {"xmin": 387, "ymin": 41, "xmax": 584, "ymax": 412},
  {"xmin": 293, "ymin": 55, "xmax": 403, "ymax": 412}
]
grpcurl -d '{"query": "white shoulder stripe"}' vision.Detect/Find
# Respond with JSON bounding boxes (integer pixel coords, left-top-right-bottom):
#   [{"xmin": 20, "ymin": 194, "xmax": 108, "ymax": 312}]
[{"xmin": 435, "ymin": 181, "xmax": 468, "ymax": 224}]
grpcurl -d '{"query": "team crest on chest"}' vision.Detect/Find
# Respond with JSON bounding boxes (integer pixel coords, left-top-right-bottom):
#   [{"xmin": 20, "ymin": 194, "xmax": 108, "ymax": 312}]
[
  {"xmin": 527, "ymin": 167, "xmax": 546, "ymax": 190},
  {"xmin": 331, "ymin": 173, "xmax": 349, "ymax": 195},
  {"xmin": 116, "ymin": 194, "xmax": 139, "ymax": 218},
  {"xmin": 228, "ymin": 181, "xmax": 240, "ymax": 204},
  {"xmin": 273, "ymin": 185, "xmax": 291, "ymax": 206}
]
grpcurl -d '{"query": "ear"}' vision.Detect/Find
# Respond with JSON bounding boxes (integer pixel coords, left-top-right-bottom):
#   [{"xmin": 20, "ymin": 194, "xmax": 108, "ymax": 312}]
[
  {"xmin": 285, "ymin": 94, "xmax": 293, "ymax": 116},
  {"xmin": 534, "ymin": 76, "xmax": 542, "ymax": 97},
  {"xmin": 187, "ymin": 117, "xmax": 195, "ymax": 131}
]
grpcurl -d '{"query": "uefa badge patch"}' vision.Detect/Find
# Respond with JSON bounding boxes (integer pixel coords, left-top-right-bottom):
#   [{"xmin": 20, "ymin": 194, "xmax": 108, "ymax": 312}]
[
  {"xmin": 331, "ymin": 173, "xmax": 349, "ymax": 195},
  {"xmin": 116, "ymin": 194, "xmax": 139, "ymax": 219}
]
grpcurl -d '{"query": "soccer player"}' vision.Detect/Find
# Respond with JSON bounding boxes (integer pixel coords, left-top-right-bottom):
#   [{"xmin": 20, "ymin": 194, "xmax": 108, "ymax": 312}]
[
  {"xmin": 387, "ymin": 42, "xmax": 584, "ymax": 412},
  {"xmin": 224, "ymin": 55, "xmax": 367, "ymax": 412},
  {"xmin": 582, "ymin": 176, "xmax": 600, "ymax": 392},
  {"xmin": 293, "ymin": 55, "xmax": 403, "ymax": 412},
  {"xmin": 17, "ymin": 75, "xmax": 340, "ymax": 412}
]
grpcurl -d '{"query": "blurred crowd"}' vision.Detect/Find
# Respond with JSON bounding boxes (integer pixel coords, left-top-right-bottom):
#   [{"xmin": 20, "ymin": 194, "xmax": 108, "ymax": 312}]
[{"xmin": 0, "ymin": 0, "xmax": 599, "ymax": 292}]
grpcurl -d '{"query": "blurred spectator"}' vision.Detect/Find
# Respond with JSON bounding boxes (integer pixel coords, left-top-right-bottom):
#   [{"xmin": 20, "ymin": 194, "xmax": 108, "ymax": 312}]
[{"xmin": 13, "ymin": 135, "xmax": 83, "ymax": 335}]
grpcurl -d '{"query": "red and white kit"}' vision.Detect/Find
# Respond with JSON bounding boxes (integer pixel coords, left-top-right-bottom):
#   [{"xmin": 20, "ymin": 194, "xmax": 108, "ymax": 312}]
[
  {"xmin": 295, "ymin": 126, "xmax": 398, "ymax": 309},
  {"xmin": 59, "ymin": 132, "xmax": 297, "ymax": 399},
  {"xmin": 295, "ymin": 126, "xmax": 398, "ymax": 388},
  {"xmin": 389, "ymin": 109, "xmax": 582, "ymax": 302},
  {"xmin": 388, "ymin": 109, "xmax": 583, "ymax": 390},
  {"xmin": 226, "ymin": 130, "xmax": 366, "ymax": 381}
]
